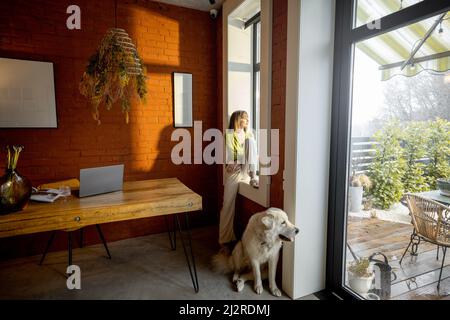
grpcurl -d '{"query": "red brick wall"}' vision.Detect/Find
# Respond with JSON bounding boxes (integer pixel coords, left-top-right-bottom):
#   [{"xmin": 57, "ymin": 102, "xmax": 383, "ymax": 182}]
[
  {"xmin": 0, "ymin": 0, "xmax": 218, "ymax": 259},
  {"xmin": 270, "ymin": 0, "xmax": 287, "ymax": 210},
  {"xmin": 216, "ymin": 0, "xmax": 288, "ymax": 236}
]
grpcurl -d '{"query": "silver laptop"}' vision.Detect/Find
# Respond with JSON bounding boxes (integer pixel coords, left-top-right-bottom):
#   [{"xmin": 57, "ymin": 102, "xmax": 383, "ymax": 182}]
[{"xmin": 79, "ymin": 164, "xmax": 124, "ymax": 197}]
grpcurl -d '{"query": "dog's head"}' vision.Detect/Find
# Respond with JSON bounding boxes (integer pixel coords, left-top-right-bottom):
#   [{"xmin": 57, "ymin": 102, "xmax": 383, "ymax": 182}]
[{"xmin": 261, "ymin": 208, "xmax": 299, "ymax": 242}]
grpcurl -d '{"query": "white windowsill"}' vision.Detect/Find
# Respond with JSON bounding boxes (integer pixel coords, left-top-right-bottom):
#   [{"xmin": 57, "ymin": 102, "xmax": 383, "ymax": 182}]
[{"xmin": 238, "ymin": 174, "xmax": 270, "ymax": 208}]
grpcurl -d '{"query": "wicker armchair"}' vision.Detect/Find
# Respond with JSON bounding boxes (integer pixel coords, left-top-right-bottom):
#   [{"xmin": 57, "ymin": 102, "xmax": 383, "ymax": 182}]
[{"xmin": 400, "ymin": 194, "xmax": 450, "ymax": 290}]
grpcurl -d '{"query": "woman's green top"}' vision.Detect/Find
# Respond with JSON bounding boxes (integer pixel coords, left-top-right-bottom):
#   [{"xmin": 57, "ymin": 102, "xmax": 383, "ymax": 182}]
[{"xmin": 225, "ymin": 130, "xmax": 254, "ymax": 163}]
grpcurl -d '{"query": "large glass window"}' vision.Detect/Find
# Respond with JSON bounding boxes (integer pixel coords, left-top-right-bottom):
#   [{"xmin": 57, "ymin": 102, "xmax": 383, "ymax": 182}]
[
  {"xmin": 355, "ymin": 0, "xmax": 424, "ymax": 28},
  {"xmin": 253, "ymin": 19, "xmax": 261, "ymax": 175},
  {"xmin": 346, "ymin": 12, "xmax": 450, "ymax": 300},
  {"xmin": 253, "ymin": 20, "xmax": 261, "ymax": 134},
  {"xmin": 225, "ymin": 0, "xmax": 271, "ymax": 207},
  {"xmin": 329, "ymin": 0, "xmax": 450, "ymax": 301}
]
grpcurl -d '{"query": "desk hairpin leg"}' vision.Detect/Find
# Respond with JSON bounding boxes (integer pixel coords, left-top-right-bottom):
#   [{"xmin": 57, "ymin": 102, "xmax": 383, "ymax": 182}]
[
  {"xmin": 39, "ymin": 230, "xmax": 56, "ymax": 266},
  {"xmin": 68, "ymin": 231, "xmax": 73, "ymax": 266},
  {"xmin": 79, "ymin": 228, "xmax": 84, "ymax": 248},
  {"xmin": 165, "ymin": 215, "xmax": 176, "ymax": 250},
  {"xmin": 96, "ymin": 224, "xmax": 112, "ymax": 259},
  {"xmin": 175, "ymin": 213, "xmax": 199, "ymax": 293},
  {"xmin": 38, "ymin": 224, "xmax": 111, "ymax": 266}
]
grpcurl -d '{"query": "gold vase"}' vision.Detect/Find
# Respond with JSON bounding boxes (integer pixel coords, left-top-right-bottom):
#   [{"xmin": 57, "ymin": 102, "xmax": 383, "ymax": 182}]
[
  {"xmin": 0, "ymin": 146, "xmax": 32, "ymax": 214},
  {"xmin": 0, "ymin": 169, "xmax": 32, "ymax": 214}
]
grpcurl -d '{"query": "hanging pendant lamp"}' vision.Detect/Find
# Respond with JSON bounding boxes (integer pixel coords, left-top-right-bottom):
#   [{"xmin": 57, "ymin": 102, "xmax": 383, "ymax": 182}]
[
  {"xmin": 79, "ymin": 0, "xmax": 147, "ymax": 124},
  {"xmin": 107, "ymin": 27, "xmax": 143, "ymax": 75}
]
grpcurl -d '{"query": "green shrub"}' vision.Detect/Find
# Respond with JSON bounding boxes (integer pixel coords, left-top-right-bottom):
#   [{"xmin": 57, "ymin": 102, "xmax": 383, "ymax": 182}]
[
  {"xmin": 364, "ymin": 119, "xmax": 449, "ymax": 209},
  {"xmin": 401, "ymin": 122, "xmax": 429, "ymax": 193},
  {"xmin": 368, "ymin": 122, "xmax": 405, "ymax": 209},
  {"xmin": 424, "ymin": 119, "xmax": 450, "ymax": 189}
]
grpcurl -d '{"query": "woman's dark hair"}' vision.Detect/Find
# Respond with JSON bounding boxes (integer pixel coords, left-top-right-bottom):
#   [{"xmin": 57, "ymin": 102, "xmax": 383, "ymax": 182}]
[{"xmin": 228, "ymin": 110, "xmax": 248, "ymax": 131}]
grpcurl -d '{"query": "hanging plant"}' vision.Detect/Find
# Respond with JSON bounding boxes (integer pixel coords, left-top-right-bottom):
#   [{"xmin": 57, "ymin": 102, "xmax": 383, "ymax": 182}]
[{"xmin": 79, "ymin": 28, "xmax": 147, "ymax": 124}]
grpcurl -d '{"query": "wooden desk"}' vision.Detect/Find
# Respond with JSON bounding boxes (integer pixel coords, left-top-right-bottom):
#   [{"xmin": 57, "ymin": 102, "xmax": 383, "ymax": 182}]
[
  {"xmin": 0, "ymin": 178, "xmax": 202, "ymax": 292},
  {"xmin": 0, "ymin": 178, "xmax": 202, "ymax": 238}
]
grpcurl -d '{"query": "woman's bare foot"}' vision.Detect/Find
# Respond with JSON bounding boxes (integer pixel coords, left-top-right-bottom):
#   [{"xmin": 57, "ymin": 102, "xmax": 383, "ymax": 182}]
[
  {"xmin": 249, "ymin": 172, "xmax": 259, "ymax": 189},
  {"xmin": 250, "ymin": 177, "xmax": 259, "ymax": 188}
]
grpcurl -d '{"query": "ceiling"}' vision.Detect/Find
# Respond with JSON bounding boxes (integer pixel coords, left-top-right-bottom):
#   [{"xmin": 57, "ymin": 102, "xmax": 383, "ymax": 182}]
[
  {"xmin": 229, "ymin": 0, "xmax": 260, "ymax": 22},
  {"xmin": 152, "ymin": 0, "xmax": 223, "ymax": 12}
]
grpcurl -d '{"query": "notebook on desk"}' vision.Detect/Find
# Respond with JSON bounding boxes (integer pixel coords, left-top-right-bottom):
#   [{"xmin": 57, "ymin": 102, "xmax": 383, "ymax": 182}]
[
  {"xmin": 30, "ymin": 189, "xmax": 64, "ymax": 203},
  {"xmin": 79, "ymin": 164, "xmax": 124, "ymax": 198}
]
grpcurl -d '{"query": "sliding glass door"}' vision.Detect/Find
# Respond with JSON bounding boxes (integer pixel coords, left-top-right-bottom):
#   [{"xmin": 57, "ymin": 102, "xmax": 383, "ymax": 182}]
[{"xmin": 327, "ymin": 0, "xmax": 450, "ymax": 300}]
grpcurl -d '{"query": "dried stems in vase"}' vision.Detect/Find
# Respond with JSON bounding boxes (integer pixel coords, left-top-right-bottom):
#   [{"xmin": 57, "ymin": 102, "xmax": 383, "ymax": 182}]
[{"xmin": 6, "ymin": 145, "xmax": 24, "ymax": 171}]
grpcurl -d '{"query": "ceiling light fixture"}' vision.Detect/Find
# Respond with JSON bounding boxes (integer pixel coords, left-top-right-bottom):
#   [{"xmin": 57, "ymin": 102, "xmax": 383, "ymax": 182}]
[{"xmin": 79, "ymin": 0, "xmax": 147, "ymax": 124}]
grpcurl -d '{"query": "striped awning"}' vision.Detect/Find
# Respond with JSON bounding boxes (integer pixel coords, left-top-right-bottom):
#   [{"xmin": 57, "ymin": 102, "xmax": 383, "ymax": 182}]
[{"xmin": 356, "ymin": 0, "xmax": 450, "ymax": 81}]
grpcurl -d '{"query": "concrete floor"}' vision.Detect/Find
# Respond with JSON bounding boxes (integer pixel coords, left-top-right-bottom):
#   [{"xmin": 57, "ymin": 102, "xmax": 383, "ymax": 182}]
[{"xmin": 0, "ymin": 226, "xmax": 318, "ymax": 300}]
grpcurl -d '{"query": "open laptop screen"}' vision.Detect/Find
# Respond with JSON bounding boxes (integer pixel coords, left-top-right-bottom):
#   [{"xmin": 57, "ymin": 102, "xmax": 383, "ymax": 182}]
[{"xmin": 79, "ymin": 164, "xmax": 124, "ymax": 198}]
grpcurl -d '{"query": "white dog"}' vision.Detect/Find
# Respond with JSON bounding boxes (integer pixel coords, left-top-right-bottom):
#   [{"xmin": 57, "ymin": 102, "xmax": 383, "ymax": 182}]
[{"xmin": 213, "ymin": 208, "xmax": 299, "ymax": 296}]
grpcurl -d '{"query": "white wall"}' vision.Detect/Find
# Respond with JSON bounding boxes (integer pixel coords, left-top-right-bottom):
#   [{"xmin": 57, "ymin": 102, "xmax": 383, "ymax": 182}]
[{"xmin": 283, "ymin": 0, "xmax": 335, "ymax": 299}]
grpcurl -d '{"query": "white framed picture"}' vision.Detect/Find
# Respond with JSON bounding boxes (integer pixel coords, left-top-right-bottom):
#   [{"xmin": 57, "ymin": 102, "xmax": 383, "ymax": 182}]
[
  {"xmin": 172, "ymin": 72, "xmax": 193, "ymax": 128},
  {"xmin": 0, "ymin": 57, "xmax": 57, "ymax": 128}
]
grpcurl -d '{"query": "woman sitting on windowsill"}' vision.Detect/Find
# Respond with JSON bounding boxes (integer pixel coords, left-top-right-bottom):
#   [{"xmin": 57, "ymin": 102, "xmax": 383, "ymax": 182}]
[{"xmin": 219, "ymin": 110, "xmax": 259, "ymax": 251}]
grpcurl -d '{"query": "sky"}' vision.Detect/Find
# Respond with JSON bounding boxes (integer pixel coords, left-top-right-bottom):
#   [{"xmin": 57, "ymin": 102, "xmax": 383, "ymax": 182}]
[{"xmin": 351, "ymin": 48, "xmax": 385, "ymax": 137}]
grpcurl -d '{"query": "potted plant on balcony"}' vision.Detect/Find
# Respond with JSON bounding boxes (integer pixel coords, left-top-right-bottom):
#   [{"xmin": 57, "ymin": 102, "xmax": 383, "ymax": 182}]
[
  {"xmin": 348, "ymin": 257, "xmax": 375, "ymax": 295},
  {"xmin": 349, "ymin": 172, "xmax": 372, "ymax": 212}
]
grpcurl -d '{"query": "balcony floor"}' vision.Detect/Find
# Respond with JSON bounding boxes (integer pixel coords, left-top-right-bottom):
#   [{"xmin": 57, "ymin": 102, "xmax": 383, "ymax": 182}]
[{"xmin": 348, "ymin": 216, "xmax": 450, "ymax": 300}]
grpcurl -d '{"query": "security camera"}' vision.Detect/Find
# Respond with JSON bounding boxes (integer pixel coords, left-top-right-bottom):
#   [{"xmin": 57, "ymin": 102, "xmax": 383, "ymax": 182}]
[{"xmin": 210, "ymin": 9, "xmax": 218, "ymax": 19}]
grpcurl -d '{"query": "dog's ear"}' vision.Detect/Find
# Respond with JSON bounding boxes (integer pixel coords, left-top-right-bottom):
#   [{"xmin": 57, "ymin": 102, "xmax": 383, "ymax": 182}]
[{"xmin": 261, "ymin": 215, "xmax": 273, "ymax": 229}]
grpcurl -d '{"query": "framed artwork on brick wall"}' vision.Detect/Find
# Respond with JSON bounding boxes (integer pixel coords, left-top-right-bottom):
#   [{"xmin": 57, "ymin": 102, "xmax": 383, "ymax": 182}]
[
  {"xmin": 0, "ymin": 57, "xmax": 57, "ymax": 128},
  {"xmin": 172, "ymin": 72, "xmax": 193, "ymax": 128}
]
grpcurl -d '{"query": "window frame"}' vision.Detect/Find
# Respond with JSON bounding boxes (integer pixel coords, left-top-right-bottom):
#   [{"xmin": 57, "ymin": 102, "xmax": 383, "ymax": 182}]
[
  {"xmin": 326, "ymin": 0, "xmax": 450, "ymax": 300},
  {"xmin": 222, "ymin": 0, "xmax": 272, "ymax": 208},
  {"xmin": 247, "ymin": 13, "xmax": 261, "ymax": 132}
]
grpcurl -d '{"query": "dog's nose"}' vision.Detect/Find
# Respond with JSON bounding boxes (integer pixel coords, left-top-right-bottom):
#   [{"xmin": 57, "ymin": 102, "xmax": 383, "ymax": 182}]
[{"xmin": 295, "ymin": 228, "xmax": 299, "ymax": 234}]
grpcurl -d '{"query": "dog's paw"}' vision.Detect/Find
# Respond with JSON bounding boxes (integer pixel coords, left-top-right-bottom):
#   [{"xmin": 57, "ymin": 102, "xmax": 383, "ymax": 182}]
[
  {"xmin": 254, "ymin": 284, "xmax": 263, "ymax": 295},
  {"xmin": 232, "ymin": 273, "xmax": 239, "ymax": 283},
  {"xmin": 236, "ymin": 279, "xmax": 245, "ymax": 292},
  {"xmin": 270, "ymin": 287, "xmax": 282, "ymax": 297}
]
